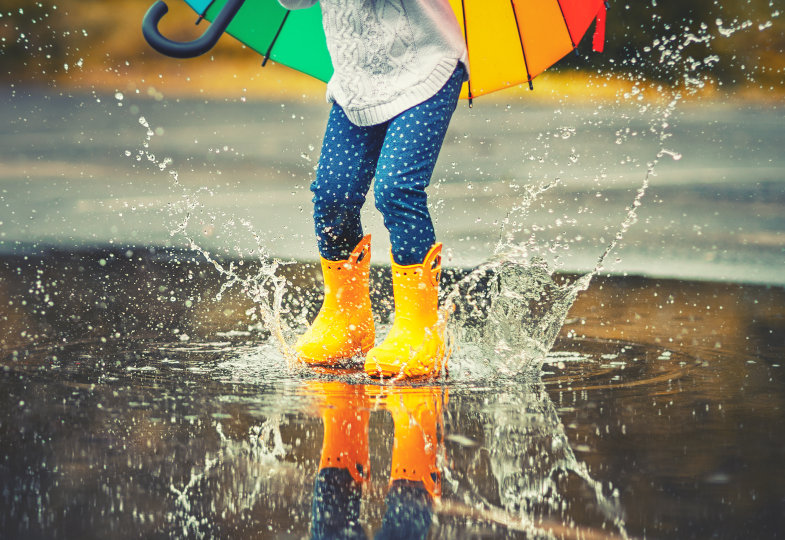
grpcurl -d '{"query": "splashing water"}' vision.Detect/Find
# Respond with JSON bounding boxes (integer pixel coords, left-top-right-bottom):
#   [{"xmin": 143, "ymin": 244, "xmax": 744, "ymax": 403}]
[
  {"xmin": 436, "ymin": 0, "xmax": 745, "ymax": 379},
  {"xmin": 188, "ymin": 239, "xmax": 295, "ymax": 364},
  {"xmin": 127, "ymin": 116, "xmax": 297, "ymax": 366},
  {"xmin": 167, "ymin": 418, "xmax": 292, "ymax": 539},
  {"xmin": 475, "ymin": 380, "xmax": 627, "ymax": 538},
  {"xmin": 443, "ymin": 256, "xmax": 592, "ymax": 379}
]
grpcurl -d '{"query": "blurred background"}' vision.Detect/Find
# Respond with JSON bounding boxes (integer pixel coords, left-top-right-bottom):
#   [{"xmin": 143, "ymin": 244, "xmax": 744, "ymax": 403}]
[{"xmin": 2, "ymin": 0, "xmax": 783, "ymax": 95}]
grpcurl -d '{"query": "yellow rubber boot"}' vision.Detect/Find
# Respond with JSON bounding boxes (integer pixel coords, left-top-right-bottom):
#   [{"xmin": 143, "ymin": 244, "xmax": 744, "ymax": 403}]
[
  {"xmin": 386, "ymin": 387, "xmax": 444, "ymax": 501},
  {"xmin": 364, "ymin": 243, "xmax": 446, "ymax": 379},
  {"xmin": 295, "ymin": 235, "xmax": 375, "ymax": 365}
]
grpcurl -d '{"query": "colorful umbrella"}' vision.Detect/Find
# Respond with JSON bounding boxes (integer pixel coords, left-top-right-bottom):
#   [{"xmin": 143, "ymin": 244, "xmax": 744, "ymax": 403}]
[
  {"xmin": 142, "ymin": 0, "xmax": 607, "ymax": 100},
  {"xmin": 452, "ymin": 0, "xmax": 607, "ymax": 100}
]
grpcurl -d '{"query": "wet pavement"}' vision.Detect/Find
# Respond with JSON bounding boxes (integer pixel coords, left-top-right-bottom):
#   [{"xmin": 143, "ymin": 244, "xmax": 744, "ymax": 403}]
[
  {"xmin": 2, "ymin": 90, "xmax": 784, "ymax": 283},
  {"xmin": 1, "ymin": 249, "xmax": 784, "ymax": 539}
]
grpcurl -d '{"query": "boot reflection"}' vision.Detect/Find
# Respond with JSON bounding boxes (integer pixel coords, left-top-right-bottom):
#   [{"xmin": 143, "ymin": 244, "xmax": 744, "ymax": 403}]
[
  {"xmin": 305, "ymin": 381, "xmax": 445, "ymax": 540},
  {"xmin": 307, "ymin": 381, "xmax": 370, "ymax": 540},
  {"xmin": 375, "ymin": 385, "xmax": 443, "ymax": 540}
]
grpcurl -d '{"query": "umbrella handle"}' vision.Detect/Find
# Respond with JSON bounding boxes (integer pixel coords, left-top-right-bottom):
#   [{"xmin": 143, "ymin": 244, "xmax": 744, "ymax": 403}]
[{"xmin": 142, "ymin": 0, "xmax": 245, "ymax": 58}]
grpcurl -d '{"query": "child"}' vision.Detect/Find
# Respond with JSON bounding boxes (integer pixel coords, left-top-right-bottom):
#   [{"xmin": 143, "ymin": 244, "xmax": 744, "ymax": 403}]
[{"xmin": 279, "ymin": 0, "xmax": 468, "ymax": 379}]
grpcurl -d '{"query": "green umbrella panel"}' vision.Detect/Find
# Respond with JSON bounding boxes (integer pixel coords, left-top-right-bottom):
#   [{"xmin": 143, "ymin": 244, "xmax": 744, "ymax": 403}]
[{"xmin": 192, "ymin": 0, "xmax": 333, "ymax": 82}]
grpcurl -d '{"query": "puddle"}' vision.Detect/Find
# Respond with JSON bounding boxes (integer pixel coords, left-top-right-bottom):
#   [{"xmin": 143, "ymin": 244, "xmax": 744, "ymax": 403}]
[{"xmin": 2, "ymin": 251, "xmax": 784, "ymax": 539}]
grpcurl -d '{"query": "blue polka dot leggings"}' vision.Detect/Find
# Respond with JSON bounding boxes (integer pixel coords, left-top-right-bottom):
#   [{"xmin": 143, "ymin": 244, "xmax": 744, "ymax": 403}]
[{"xmin": 311, "ymin": 64, "xmax": 464, "ymax": 265}]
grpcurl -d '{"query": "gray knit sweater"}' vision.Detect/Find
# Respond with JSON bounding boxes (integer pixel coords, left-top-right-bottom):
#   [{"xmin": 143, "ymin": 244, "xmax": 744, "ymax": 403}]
[{"xmin": 277, "ymin": 0, "xmax": 468, "ymax": 126}]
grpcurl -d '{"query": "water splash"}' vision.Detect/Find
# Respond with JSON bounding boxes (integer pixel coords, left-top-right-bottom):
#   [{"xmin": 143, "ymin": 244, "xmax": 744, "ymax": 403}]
[
  {"xmin": 187, "ymin": 239, "xmax": 295, "ymax": 365},
  {"xmin": 126, "ymin": 117, "xmax": 298, "ymax": 366},
  {"xmin": 169, "ymin": 453, "xmax": 218, "ymax": 539},
  {"xmin": 443, "ymin": 256, "xmax": 591, "ymax": 379},
  {"xmin": 438, "ymin": 374, "xmax": 628, "ymax": 539},
  {"xmin": 439, "ymin": 0, "xmax": 729, "ymax": 379},
  {"xmin": 481, "ymin": 381, "xmax": 627, "ymax": 538},
  {"xmin": 166, "ymin": 419, "xmax": 292, "ymax": 538}
]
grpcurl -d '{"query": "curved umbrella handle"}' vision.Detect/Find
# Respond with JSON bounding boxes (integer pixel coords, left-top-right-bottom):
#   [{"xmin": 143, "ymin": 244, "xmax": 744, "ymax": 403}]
[{"xmin": 142, "ymin": 0, "xmax": 245, "ymax": 58}]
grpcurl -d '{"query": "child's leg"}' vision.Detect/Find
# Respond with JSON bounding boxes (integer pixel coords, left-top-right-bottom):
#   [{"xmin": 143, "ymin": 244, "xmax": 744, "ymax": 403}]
[
  {"xmin": 312, "ymin": 104, "xmax": 387, "ymax": 261},
  {"xmin": 373, "ymin": 65, "xmax": 464, "ymax": 265},
  {"xmin": 297, "ymin": 106, "xmax": 386, "ymax": 365}
]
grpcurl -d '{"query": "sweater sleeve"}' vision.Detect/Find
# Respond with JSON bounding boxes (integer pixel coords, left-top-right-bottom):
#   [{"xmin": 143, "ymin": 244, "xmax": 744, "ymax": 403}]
[{"xmin": 277, "ymin": 0, "xmax": 317, "ymax": 9}]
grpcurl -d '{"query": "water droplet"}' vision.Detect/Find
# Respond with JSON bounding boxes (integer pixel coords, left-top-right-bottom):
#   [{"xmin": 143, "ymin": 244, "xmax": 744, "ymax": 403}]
[{"xmin": 658, "ymin": 149, "xmax": 682, "ymax": 161}]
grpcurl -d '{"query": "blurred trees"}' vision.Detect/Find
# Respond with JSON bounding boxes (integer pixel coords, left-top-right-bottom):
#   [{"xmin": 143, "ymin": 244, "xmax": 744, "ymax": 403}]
[
  {"xmin": 0, "ymin": 0, "xmax": 251, "ymax": 84},
  {"xmin": 1, "ymin": 0, "xmax": 71, "ymax": 80},
  {"xmin": 1, "ymin": 0, "xmax": 783, "ymax": 89},
  {"xmin": 564, "ymin": 0, "xmax": 783, "ymax": 88}
]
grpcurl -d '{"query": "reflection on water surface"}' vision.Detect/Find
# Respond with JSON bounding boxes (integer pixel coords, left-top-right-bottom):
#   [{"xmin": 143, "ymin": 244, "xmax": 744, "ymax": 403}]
[{"xmin": 1, "ymin": 249, "xmax": 784, "ymax": 538}]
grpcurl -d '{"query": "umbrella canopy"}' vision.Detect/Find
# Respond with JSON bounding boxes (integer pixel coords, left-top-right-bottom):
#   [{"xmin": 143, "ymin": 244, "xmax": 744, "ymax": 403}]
[
  {"xmin": 451, "ymin": 0, "xmax": 607, "ymax": 99},
  {"xmin": 175, "ymin": 0, "xmax": 334, "ymax": 81},
  {"xmin": 144, "ymin": 0, "xmax": 606, "ymax": 99}
]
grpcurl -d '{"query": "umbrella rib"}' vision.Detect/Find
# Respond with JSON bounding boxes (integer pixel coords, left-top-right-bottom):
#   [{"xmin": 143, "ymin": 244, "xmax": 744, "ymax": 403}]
[
  {"xmin": 509, "ymin": 1, "xmax": 533, "ymax": 90},
  {"xmin": 262, "ymin": 10, "xmax": 291, "ymax": 67},
  {"xmin": 554, "ymin": 0, "xmax": 577, "ymax": 49},
  {"xmin": 460, "ymin": 0, "xmax": 473, "ymax": 105}
]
